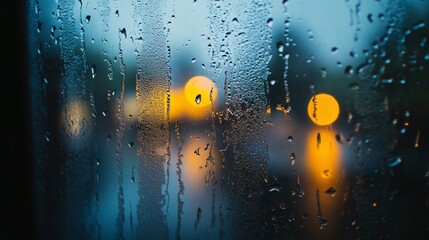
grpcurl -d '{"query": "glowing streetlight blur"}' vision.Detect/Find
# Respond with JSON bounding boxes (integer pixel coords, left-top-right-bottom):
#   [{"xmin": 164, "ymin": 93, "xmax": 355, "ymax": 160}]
[
  {"xmin": 168, "ymin": 76, "xmax": 218, "ymax": 120},
  {"xmin": 306, "ymin": 129, "xmax": 341, "ymax": 181},
  {"xmin": 180, "ymin": 134, "xmax": 219, "ymax": 192},
  {"xmin": 184, "ymin": 76, "xmax": 217, "ymax": 107},
  {"xmin": 304, "ymin": 128, "xmax": 343, "ymax": 236},
  {"xmin": 307, "ymin": 93, "xmax": 340, "ymax": 126},
  {"xmin": 61, "ymin": 100, "xmax": 91, "ymax": 137}
]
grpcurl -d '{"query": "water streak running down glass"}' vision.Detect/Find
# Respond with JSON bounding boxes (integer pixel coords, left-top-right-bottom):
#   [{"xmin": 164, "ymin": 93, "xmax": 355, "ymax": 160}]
[{"xmin": 27, "ymin": 0, "xmax": 429, "ymax": 239}]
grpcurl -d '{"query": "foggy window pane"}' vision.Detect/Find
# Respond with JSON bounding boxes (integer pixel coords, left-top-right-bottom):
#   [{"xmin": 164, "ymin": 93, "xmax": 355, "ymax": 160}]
[{"xmin": 14, "ymin": 0, "xmax": 429, "ymax": 239}]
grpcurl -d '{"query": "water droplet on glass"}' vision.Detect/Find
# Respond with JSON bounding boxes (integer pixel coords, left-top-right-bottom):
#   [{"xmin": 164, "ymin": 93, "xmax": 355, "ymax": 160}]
[
  {"xmin": 381, "ymin": 78, "xmax": 393, "ymax": 84},
  {"xmin": 320, "ymin": 68, "xmax": 327, "ymax": 78},
  {"xmin": 287, "ymin": 136, "xmax": 293, "ymax": 142},
  {"xmin": 191, "ymin": 58, "xmax": 196, "ymax": 63},
  {"xmin": 277, "ymin": 42, "xmax": 284, "ymax": 54},
  {"xmin": 45, "ymin": 132, "xmax": 51, "ymax": 142},
  {"xmin": 387, "ymin": 156, "xmax": 402, "ymax": 167},
  {"xmin": 270, "ymin": 79, "xmax": 276, "ymax": 85},
  {"xmin": 267, "ymin": 17, "xmax": 273, "ymax": 27},
  {"xmin": 128, "ymin": 141, "xmax": 134, "ymax": 148},
  {"xmin": 50, "ymin": 26, "xmax": 56, "ymax": 39},
  {"xmin": 302, "ymin": 213, "xmax": 310, "ymax": 221},
  {"xmin": 194, "ymin": 147, "xmax": 201, "ymax": 156},
  {"xmin": 404, "ymin": 110, "xmax": 410, "ymax": 118},
  {"xmin": 102, "ymin": 110, "xmax": 107, "ymax": 117},
  {"xmin": 378, "ymin": 13, "xmax": 385, "ymax": 21},
  {"xmin": 120, "ymin": 28, "xmax": 127, "ymax": 38},
  {"xmin": 349, "ymin": 82, "xmax": 359, "ymax": 90},
  {"xmin": 130, "ymin": 166, "xmax": 135, "ymax": 183},
  {"xmin": 37, "ymin": 44, "xmax": 42, "ymax": 54},
  {"xmin": 91, "ymin": 65, "xmax": 96, "ymax": 79},
  {"xmin": 345, "ymin": 113, "xmax": 353, "ymax": 125},
  {"xmin": 195, "ymin": 94, "xmax": 202, "ymax": 105},
  {"xmin": 268, "ymin": 183, "xmax": 282, "ymax": 192},
  {"xmin": 346, "ymin": 135, "xmax": 354, "ymax": 145},
  {"xmin": 107, "ymin": 90, "xmax": 112, "ymax": 100},
  {"xmin": 367, "ymin": 14, "xmax": 373, "ymax": 23},
  {"xmin": 232, "ymin": 17, "xmax": 239, "ymax": 24},
  {"xmin": 292, "ymin": 184, "xmax": 304, "ymax": 197},
  {"xmin": 319, "ymin": 219, "xmax": 329, "ymax": 229},
  {"xmin": 335, "ymin": 134, "xmax": 344, "ymax": 144},
  {"xmin": 325, "ymin": 187, "xmax": 337, "ymax": 196},
  {"xmin": 196, "ymin": 207, "xmax": 202, "ymax": 226},
  {"xmin": 107, "ymin": 134, "xmax": 111, "ymax": 142},
  {"xmin": 115, "ymin": 10, "xmax": 119, "ymax": 17},
  {"xmin": 290, "ymin": 153, "xmax": 296, "ymax": 165},
  {"xmin": 344, "ymin": 65, "xmax": 354, "ymax": 78},
  {"xmin": 331, "ymin": 47, "xmax": 338, "ymax": 53},
  {"xmin": 317, "ymin": 132, "xmax": 321, "ymax": 147},
  {"xmin": 356, "ymin": 64, "xmax": 369, "ymax": 78},
  {"xmin": 37, "ymin": 21, "xmax": 42, "ymax": 33},
  {"xmin": 85, "ymin": 15, "xmax": 91, "ymax": 23},
  {"xmin": 322, "ymin": 169, "xmax": 332, "ymax": 178},
  {"xmin": 413, "ymin": 21, "xmax": 425, "ymax": 30}
]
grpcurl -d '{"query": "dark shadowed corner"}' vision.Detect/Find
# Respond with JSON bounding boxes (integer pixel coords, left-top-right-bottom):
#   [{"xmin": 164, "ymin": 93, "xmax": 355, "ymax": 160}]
[{"xmin": 1, "ymin": 0, "xmax": 35, "ymax": 238}]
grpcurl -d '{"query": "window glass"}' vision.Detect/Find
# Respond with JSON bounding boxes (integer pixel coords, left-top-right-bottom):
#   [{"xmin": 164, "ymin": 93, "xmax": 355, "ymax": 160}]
[{"xmin": 29, "ymin": 0, "xmax": 429, "ymax": 239}]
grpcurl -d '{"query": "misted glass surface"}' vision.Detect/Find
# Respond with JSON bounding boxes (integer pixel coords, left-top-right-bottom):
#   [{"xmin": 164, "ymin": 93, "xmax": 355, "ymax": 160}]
[{"xmin": 28, "ymin": 0, "xmax": 429, "ymax": 239}]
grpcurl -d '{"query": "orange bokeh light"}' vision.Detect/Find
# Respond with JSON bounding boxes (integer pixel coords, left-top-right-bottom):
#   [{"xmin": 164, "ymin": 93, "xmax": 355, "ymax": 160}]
[
  {"xmin": 307, "ymin": 93, "xmax": 340, "ymax": 126},
  {"xmin": 305, "ymin": 128, "xmax": 341, "ymax": 180},
  {"xmin": 167, "ymin": 76, "xmax": 217, "ymax": 121}
]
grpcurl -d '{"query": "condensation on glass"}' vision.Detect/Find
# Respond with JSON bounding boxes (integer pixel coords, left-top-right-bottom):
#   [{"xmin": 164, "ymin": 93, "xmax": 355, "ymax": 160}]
[{"xmin": 28, "ymin": 0, "xmax": 429, "ymax": 239}]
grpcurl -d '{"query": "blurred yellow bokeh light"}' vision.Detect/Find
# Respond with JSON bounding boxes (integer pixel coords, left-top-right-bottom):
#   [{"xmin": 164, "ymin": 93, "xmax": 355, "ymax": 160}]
[
  {"xmin": 307, "ymin": 93, "xmax": 340, "ymax": 126},
  {"xmin": 184, "ymin": 76, "xmax": 217, "ymax": 107},
  {"xmin": 62, "ymin": 100, "xmax": 90, "ymax": 137},
  {"xmin": 168, "ymin": 76, "xmax": 217, "ymax": 121}
]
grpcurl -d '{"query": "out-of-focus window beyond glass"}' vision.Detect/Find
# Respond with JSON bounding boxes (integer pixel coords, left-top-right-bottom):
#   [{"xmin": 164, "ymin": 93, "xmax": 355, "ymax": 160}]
[{"xmin": 28, "ymin": 0, "xmax": 429, "ymax": 239}]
